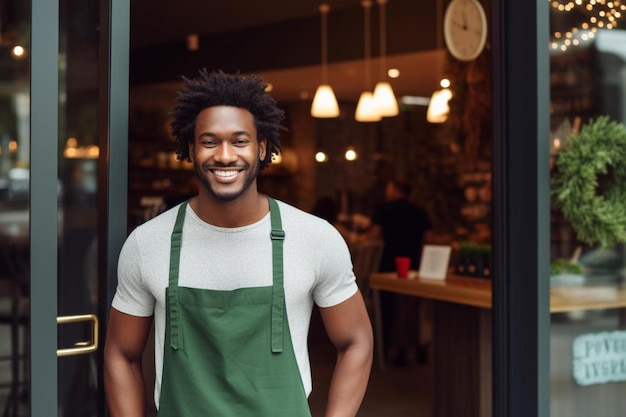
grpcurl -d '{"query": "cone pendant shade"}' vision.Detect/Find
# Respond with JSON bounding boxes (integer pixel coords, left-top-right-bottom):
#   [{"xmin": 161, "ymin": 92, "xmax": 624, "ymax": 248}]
[
  {"xmin": 373, "ymin": 81, "xmax": 399, "ymax": 117},
  {"xmin": 426, "ymin": 88, "xmax": 452, "ymax": 123},
  {"xmin": 355, "ymin": 91, "xmax": 381, "ymax": 122},
  {"xmin": 311, "ymin": 84, "xmax": 340, "ymax": 118}
]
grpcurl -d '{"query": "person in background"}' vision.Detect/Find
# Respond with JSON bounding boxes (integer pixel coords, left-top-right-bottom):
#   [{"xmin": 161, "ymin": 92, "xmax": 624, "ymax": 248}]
[
  {"xmin": 104, "ymin": 70, "xmax": 373, "ymax": 416},
  {"xmin": 370, "ymin": 177, "xmax": 432, "ymax": 366}
]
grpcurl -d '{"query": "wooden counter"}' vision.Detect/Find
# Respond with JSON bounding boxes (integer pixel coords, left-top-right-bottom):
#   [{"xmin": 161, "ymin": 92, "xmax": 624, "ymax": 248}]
[
  {"xmin": 369, "ymin": 270, "xmax": 626, "ymax": 417},
  {"xmin": 369, "ymin": 271, "xmax": 626, "ymax": 312},
  {"xmin": 370, "ymin": 271, "xmax": 491, "ymax": 308}
]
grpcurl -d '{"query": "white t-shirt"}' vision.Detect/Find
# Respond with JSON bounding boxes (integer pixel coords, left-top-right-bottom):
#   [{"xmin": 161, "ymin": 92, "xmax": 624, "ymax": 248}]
[{"xmin": 111, "ymin": 199, "xmax": 358, "ymax": 408}]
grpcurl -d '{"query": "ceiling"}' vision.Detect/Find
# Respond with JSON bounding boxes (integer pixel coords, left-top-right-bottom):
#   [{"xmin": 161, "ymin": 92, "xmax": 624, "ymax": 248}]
[
  {"xmin": 130, "ymin": 0, "xmax": 360, "ymax": 48},
  {"xmin": 130, "ymin": 0, "xmax": 444, "ymax": 103}
]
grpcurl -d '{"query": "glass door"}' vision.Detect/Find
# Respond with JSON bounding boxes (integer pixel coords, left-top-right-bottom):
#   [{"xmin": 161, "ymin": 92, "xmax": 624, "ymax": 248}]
[{"xmin": 0, "ymin": 1, "xmax": 128, "ymax": 416}]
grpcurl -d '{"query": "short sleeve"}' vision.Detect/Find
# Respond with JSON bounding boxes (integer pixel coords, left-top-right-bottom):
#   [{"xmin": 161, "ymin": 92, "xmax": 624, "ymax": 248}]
[
  {"xmin": 111, "ymin": 231, "xmax": 155, "ymax": 317},
  {"xmin": 311, "ymin": 225, "xmax": 358, "ymax": 308}
]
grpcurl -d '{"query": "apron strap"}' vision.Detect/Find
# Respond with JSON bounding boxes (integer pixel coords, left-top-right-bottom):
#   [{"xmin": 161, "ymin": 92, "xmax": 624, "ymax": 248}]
[
  {"xmin": 267, "ymin": 197, "xmax": 285, "ymax": 353},
  {"xmin": 168, "ymin": 201, "xmax": 187, "ymax": 350}
]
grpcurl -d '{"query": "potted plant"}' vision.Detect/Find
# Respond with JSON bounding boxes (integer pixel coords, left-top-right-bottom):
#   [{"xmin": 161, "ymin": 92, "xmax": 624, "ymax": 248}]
[
  {"xmin": 550, "ymin": 258, "xmax": 585, "ymax": 287},
  {"xmin": 455, "ymin": 242, "xmax": 492, "ymax": 278}
]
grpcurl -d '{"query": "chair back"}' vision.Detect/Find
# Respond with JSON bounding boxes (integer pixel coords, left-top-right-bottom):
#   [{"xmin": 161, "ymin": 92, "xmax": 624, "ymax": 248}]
[{"xmin": 349, "ymin": 240, "xmax": 384, "ymax": 300}]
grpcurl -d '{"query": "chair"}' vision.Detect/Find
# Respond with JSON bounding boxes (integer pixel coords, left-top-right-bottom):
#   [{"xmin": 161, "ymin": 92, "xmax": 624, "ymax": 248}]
[
  {"xmin": 349, "ymin": 240, "xmax": 384, "ymax": 306},
  {"xmin": 349, "ymin": 240, "xmax": 385, "ymax": 369}
]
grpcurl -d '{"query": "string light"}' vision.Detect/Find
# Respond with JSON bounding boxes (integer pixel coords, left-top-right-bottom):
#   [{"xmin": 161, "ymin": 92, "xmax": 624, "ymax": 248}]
[
  {"xmin": 344, "ymin": 148, "xmax": 358, "ymax": 161},
  {"xmin": 315, "ymin": 151, "xmax": 328, "ymax": 163},
  {"xmin": 550, "ymin": 0, "xmax": 625, "ymax": 52}
]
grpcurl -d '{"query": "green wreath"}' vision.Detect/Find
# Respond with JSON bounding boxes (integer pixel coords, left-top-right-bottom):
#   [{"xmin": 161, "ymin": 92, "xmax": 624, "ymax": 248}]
[{"xmin": 552, "ymin": 116, "xmax": 626, "ymax": 248}]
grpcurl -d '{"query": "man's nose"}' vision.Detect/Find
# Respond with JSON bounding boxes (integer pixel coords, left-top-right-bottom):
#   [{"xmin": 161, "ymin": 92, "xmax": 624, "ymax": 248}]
[{"xmin": 214, "ymin": 143, "xmax": 237, "ymax": 163}]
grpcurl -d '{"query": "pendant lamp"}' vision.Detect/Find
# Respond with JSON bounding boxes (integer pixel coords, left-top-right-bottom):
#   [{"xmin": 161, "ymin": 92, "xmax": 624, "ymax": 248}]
[
  {"xmin": 311, "ymin": 4, "xmax": 340, "ymax": 118},
  {"xmin": 427, "ymin": 0, "xmax": 452, "ymax": 123},
  {"xmin": 355, "ymin": 0, "xmax": 381, "ymax": 122},
  {"xmin": 426, "ymin": 83, "xmax": 452, "ymax": 123},
  {"xmin": 372, "ymin": 0, "xmax": 398, "ymax": 117}
]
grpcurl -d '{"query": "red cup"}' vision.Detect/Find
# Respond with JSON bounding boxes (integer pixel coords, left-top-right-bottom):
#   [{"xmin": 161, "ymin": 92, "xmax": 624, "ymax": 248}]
[{"xmin": 395, "ymin": 257, "xmax": 411, "ymax": 279}]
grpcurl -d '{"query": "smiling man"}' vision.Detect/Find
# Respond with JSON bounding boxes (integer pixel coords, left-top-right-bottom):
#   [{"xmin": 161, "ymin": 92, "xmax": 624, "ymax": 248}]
[{"xmin": 104, "ymin": 70, "xmax": 373, "ymax": 417}]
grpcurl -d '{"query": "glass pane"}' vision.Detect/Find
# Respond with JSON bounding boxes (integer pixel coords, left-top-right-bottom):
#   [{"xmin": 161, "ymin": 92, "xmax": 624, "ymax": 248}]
[
  {"xmin": 0, "ymin": 0, "xmax": 31, "ymax": 415},
  {"xmin": 549, "ymin": 3, "xmax": 626, "ymax": 416},
  {"xmin": 57, "ymin": 0, "xmax": 100, "ymax": 415}
]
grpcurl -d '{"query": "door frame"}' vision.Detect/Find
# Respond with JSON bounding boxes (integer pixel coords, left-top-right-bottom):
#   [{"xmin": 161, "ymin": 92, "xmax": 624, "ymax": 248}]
[
  {"xmin": 28, "ymin": 0, "xmax": 555, "ymax": 415},
  {"xmin": 29, "ymin": 1, "xmax": 129, "ymax": 416},
  {"xmin": 30, "ymin": 0, "xmax": 60, "ymax": 414},
  {"xmin": 491, "ymin": 1, "xmax": 551, "ymax": 417},
  {"xmin": 96, "ymin": 0, "xmax": 130, "ymax": 415}
]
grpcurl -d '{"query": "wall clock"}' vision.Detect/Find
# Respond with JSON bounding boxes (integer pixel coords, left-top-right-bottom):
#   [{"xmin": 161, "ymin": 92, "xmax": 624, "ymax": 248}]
[{"xmin": 443, "ymin": 0, "xmax": 488, "ymax": 62}]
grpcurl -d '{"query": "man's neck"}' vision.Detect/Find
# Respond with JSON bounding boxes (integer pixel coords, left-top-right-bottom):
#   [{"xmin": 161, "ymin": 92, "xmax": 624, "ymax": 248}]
[{"xmin": 190, "ymin": 191, "xmax": 269, "ymax": 228}]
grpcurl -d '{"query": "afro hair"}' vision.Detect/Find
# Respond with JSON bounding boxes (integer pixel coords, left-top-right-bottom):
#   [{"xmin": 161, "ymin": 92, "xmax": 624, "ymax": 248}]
[{"xmin": 170, "ymin": 69, "xmax": 285, "ymax": 170}]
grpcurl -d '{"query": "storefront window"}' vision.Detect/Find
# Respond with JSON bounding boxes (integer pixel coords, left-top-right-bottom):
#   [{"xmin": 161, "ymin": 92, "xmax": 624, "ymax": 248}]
[
  {"xmin": 0, "ymin": 1, "xmax": 30, "ymax": 415},
  {"xmin": 549, "ymin": 2, "xmax": 626, "ymax": 415}
]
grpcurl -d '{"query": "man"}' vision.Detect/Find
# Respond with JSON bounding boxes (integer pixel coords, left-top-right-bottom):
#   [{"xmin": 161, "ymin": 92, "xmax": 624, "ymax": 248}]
[
  {"xmin": 370, "ymin": 178, "xmax": 432, "ymax": 366},
  {"xmin": 104, "ymin": 70, "xmax": 373, "ymax": 416},
  {"xmin": 370, "ymin": 178, "xmax": 432, "ymax": 272}
]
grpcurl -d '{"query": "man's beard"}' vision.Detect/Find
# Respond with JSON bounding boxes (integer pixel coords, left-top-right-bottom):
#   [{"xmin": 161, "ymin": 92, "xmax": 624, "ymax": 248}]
[{"xmin": 193, "ymin": 158, "xmax": 260, "ymax": 202}]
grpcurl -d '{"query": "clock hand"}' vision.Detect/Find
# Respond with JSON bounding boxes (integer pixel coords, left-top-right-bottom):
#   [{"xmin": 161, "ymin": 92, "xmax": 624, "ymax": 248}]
[
  {"xmin": 451, "ymin": 19, "xmax": 465, "ymax": 30},
  {"xmin": 461, "ymin": 3, "xmax": 468, "ymax": 29}
]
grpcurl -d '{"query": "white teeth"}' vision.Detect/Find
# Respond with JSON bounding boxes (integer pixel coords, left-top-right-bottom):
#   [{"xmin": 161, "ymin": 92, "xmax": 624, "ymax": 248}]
[{"xmin": 213, "ymin": 170, "xmax": 239, "ymax": 178}]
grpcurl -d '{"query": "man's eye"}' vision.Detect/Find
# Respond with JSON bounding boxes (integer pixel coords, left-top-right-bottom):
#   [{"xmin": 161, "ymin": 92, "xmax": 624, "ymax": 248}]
[{"xmin": 234, "ymin": 139, "xmax": 249, "ymax": 145}]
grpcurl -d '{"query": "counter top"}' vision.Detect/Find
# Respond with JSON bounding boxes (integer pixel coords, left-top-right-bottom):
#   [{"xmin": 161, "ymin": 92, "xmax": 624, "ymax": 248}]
[{"xmin": 369, "ymin": 271, "xmax": 626, "ymax": 312}]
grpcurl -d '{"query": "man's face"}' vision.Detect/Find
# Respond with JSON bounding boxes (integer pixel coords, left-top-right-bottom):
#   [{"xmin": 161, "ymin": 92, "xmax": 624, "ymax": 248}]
[
  {"xmin": 384, "ymin": 181, "xmax": 396, "ymax": 202},
  {"xmin": 190, "ymin": 106, "xmax": 266, "ymax": 202}
]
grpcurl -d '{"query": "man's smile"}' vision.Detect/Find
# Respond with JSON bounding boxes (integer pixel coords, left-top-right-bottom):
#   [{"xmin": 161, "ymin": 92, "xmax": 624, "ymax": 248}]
[{"xmin": 211, "ymin": 169, "xmax": 243, "ymax": 178}]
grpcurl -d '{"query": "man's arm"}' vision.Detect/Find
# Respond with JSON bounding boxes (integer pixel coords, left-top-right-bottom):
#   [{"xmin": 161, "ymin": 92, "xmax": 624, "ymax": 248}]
[
  {"xmin": 319, "ymin": 291, "xmax": 374, "ymax": 417},
  {"xmin": 104, "ymin": 307, "xmax": 153, "ymax": 417}
]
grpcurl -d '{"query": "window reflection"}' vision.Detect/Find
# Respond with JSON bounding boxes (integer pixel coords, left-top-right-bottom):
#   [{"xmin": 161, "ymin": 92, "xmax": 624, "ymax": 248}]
[
  {"xmin": 0, "ymin": 2, "xmax": 31, "ymax": 416},
  {"xmin": 549, "ymin": 4, "xmax": 626, "ymax": 416}
]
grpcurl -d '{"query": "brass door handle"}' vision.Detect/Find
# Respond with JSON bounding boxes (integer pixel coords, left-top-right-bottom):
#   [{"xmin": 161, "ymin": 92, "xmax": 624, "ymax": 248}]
[{"xmin": 57, "ymin": 314, "xmax": 99, "ymax": 357}]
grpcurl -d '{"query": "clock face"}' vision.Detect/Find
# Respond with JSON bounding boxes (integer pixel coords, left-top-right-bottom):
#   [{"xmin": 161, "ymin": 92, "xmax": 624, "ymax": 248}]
[{"xmin": 443, "ymin": 0, "xmax": 488, "ymax": 61}]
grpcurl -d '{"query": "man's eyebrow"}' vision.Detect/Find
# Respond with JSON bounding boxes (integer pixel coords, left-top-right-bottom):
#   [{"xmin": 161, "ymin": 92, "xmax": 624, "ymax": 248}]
[
  {"xmin": 232, "ymin": 130, "xmax": 253, "ymax": 137},
  {"xmin": 197, "ymin": 131, "xmax": 252, "ymax": 138}
]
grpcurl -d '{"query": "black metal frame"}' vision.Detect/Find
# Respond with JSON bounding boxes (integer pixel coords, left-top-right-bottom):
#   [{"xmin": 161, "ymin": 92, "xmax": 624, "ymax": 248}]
[
  {"xmin": 97, "ymin": 0, "xmax": 129, "ymax": 416},
  {"xmin": 491, "ymin": 1, "xmax": 551, "ymax": 416}
]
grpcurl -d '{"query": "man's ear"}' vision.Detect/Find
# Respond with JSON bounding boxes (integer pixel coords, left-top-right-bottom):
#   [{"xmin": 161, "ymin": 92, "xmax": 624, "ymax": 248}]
[
  {"xmin": 188, "ymin": 142, "xmax": 194, "ymax": 161},
  {"xmin": 259, "ymin": 138, "xmax": 267, "ymax": 161}
]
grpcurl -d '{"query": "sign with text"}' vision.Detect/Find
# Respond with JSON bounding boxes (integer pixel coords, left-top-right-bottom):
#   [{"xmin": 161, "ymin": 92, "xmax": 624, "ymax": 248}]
[
  {"xmin": 572, "ymin": 330, "xmax": 626, "ymax": 386},
  {"xmin": 418, "ymin": 245, "xmax": 451, "ymax": 280}
]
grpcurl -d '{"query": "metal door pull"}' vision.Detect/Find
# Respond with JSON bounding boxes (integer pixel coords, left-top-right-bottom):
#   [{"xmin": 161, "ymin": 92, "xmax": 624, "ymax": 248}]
[{"xmin": 57, "ymin": 314, "xmax": 99, "ymax": 357}]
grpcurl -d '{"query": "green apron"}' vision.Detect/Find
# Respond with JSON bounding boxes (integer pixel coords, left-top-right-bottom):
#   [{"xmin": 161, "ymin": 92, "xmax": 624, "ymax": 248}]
[{"xmin": 157, "ymin": 198, "xmax": 311, "ymax": 416}]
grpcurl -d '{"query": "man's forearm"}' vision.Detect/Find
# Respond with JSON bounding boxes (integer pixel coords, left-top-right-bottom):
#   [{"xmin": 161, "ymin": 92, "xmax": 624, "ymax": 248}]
[
  {"xmin": 324, "ymin": 344, "xmax": 373, "ymax": 417},
  {"xmin": 104, "ymin": 358, "xmax": 148, "ymax": 417}
]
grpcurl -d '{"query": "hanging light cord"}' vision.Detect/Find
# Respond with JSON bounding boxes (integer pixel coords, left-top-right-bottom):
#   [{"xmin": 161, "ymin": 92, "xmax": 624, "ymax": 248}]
[
  {"xmin": 363, "ymin": 1, "xmax": 373, "ymax": 89},
  {"xmin": 436, "ymin": 0, "xmax": 442, "ymax": 81},
  {"xmin": 377, "ymin": 0, "xmax": 388, "ymax": 80},
  {"xmin": 320, "ymin": 4, "xmax": 330, "ymax": 83}
]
